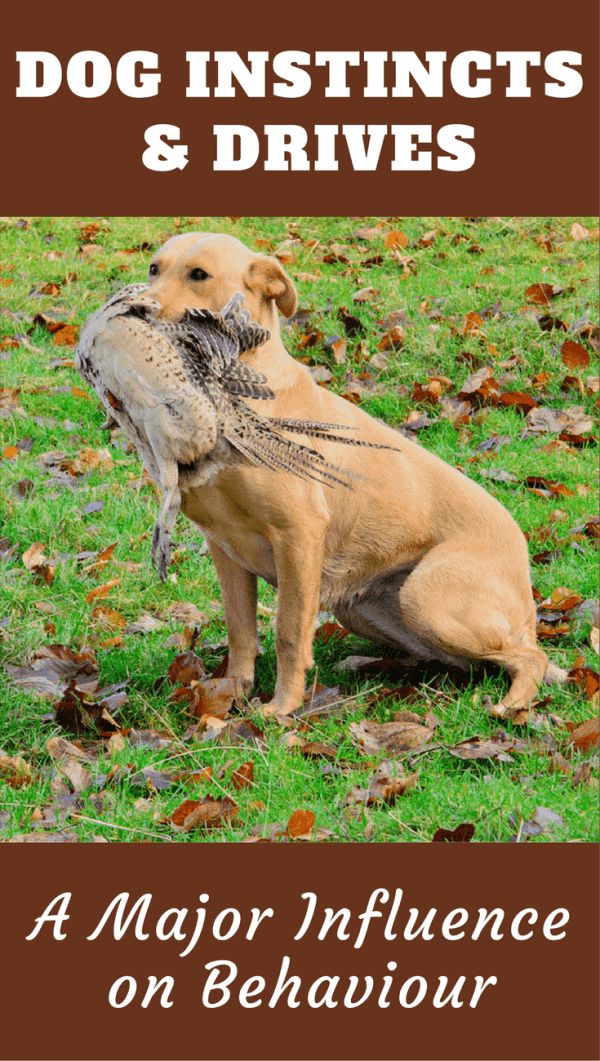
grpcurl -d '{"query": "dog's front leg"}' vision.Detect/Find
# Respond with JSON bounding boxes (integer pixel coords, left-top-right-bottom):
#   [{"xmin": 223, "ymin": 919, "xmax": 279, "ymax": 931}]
[
  {"xmin": 263, "ymin": 525, "xmax": 326, "ymax": 717},
  {"xmin": 206, "ymin": 536, "xmax": 260, "ymax": 692}
]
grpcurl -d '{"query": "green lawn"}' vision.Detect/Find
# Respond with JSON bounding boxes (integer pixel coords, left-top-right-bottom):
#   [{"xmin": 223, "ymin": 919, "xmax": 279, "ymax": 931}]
[{"xmin": 0, "ymin": 215, "xmax": 598, "ymax": 843}]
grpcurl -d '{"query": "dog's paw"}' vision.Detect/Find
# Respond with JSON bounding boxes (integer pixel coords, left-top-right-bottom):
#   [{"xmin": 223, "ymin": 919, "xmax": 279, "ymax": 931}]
[{"xmin": 259, "ymin": 700, "xmax": 300, "ymax": 723}]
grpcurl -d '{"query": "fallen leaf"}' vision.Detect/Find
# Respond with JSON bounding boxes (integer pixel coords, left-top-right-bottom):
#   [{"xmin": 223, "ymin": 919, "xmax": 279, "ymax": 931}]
[
  {"xmin": 125, "ymin": 613, "xmax": 164, "ymax": 635},
  {"xmin": 164, "ymin": 601, "xmax": 209, "ymax": 625},
  {"xmin": 561, "ymin": 340, "xmax": 591, "ymax": 370},
  {"xmin": 6, "ymin": 644, "xmax": 98, "ymax": 699},
  {"xmin": 567, "ymin": 718, "xmax": 599, "ymax": 753},
  {"xmin": 570, "ymin": 222, "xmax": 589, "ymax": 241},
  {"xmin": 231, "ymin": 761, "xmax": 255, "ymax": 790},
  {"xmin": 525, "ymin": 283, "xmax": 561, "ymax": 305},
  {"xmin": 447, "ymin": 733, "xmax": 516, "ymax": 762},
  {"xmin": 186, "ymin": 678, "xmax": 239, "ymax": 719},
  {"xmin": 167, "ymin": 651, "xmax": 206, "ymax": 684},
  {"xmin": 7, "ymin": 831, "xmax": 79, "ymax": 843},
  {"xmin": 91, "ymin": 607, "xmax": 127, "ymax": 629},
  {"xmin": 85, "ymin": 577, "xmax": 120, "ymax": 604},
  {"xmin": 314, "ymin": 621, "xmax": 350, "ymax": 644},
  {"xmin": 130, "ymin": 766, "xmax": 173, "ymax": 791},
  {"xmin": 53, "ymin": 681, "xmax": 121, "ymax": 737},
  {"xmin": 170, "ymin": 795, "xmax": 238, "ymax": 831},
  {"xmin": 508, "ymin": 806, "xmax": 566, "ymax": 841},
  {"xmin": 499, "ymin": 391, "xmax": 538, "ymax": 413},
  {"xmin": 0, "ymin": 756, "xmax": 33, "ymax": 788},
  {"xmin": 385, "ymin": 230, "xmax": 408, "ymax": 249},
  {"xmin": 432, "ymin": 823, "xmax": 476, "ymax": 842},
  {"xmin": 84, "ymin": 542, "xmax": 118, "ymax": 573},
  {"xmin": 350, "ymin": 718, "xmax": 434, "ymax": 756},
  {"xmin": 46, "ymin": 737, "xmax": 93, "ymax": 792},
  {"xmin": 287, "ymin": 809, "xmax": 316, "ymax": 838}
]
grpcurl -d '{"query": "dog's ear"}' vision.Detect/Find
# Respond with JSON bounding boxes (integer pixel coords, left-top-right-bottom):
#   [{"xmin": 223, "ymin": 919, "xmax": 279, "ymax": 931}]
[{"xmin": 245, "ymin": 255, "xmax": 298, "ymax": 318}]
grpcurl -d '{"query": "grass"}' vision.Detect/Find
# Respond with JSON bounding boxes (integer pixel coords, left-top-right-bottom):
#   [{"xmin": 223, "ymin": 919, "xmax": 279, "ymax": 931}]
[{"xmin": 0, "ymin": 214, "xmax": 598, "ymax": 843}]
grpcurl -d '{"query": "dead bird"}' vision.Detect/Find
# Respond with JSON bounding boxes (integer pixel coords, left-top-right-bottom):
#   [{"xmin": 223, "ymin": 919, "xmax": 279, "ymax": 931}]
[{"xmin": 76, "ymin": 285, "xmax": 392, "ymax": 579}]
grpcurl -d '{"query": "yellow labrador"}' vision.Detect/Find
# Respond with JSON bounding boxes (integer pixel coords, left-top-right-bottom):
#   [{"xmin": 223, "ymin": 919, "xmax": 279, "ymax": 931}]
[{"xmin": 147, "ymin": 231, "xmax": 562, "ymax": 717}]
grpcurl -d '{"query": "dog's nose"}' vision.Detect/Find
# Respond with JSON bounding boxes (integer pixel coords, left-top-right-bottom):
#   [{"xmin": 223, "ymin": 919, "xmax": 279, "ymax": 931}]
[{"xmin": 148, "ymin": 290, "xmax": 182, "ymax": 321}]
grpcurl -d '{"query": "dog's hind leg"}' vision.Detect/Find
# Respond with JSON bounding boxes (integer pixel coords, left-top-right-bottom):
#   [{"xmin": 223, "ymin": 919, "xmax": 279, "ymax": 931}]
[{"xmin": 391, "ymin": 542, "xmax": 549, "ymax": 712}]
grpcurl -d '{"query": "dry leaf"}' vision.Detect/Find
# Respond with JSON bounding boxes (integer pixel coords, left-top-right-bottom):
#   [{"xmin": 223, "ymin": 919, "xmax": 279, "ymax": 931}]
[
  {"xmin": 231, "ymin": 761, "xmax": 255, "ymax": 790},
  {"xmin": 0, "ymin": 756, "xmax": 33, "ymax": 788},
  {"xmin": 85, "ymin": 578, "xmax": 120, "ymax": 604},
  {"xmin": 287, "ymin": 809, "xmax": 316, "ymax": 838},
  {"xmin": 432, "ymin": 823, "xmax": 476, "ymax": 842},
  {"xmin": 350, "ymin": 718, "xmax": 434, "ymax": 756}
]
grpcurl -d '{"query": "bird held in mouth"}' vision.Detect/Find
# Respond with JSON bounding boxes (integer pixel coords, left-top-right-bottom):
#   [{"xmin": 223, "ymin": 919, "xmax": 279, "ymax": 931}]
[{"xmin": 76, "ymin": 284, "xmax": 396, "ymax": 579}]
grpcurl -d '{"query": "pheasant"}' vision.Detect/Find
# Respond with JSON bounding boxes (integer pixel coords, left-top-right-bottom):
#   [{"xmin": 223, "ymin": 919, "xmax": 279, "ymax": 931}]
[{"xmin": 76, "ymin": 285, "xmax": 395, "ymax": 579}]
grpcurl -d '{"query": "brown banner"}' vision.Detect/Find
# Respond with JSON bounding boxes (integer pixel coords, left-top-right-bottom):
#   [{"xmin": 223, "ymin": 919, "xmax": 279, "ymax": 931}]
[
  {"xmin": 1, "ymin": 0, "xmax": 598, "ymax": 216},
  {"xmin": 2, "ymin": 845, "xmax": 598, "ymax": 1061}
]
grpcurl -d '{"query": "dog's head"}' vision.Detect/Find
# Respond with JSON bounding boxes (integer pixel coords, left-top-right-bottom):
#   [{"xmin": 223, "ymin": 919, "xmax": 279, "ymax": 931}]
[{"xmin": 147, "ymin": 232, "xmax": 297, "ymax": 332}]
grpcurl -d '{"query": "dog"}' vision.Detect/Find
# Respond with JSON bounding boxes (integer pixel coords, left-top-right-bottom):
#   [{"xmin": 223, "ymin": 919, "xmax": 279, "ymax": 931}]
[{"xmin": 146, "ymin": 230, "xmax": 564, "ymax": 718}]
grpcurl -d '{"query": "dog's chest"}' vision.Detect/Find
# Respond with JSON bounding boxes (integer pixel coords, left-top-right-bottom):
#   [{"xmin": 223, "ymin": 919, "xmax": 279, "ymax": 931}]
[{"xmin": 180, "ymin": 486, "xmax": 278, "ymax": 583}]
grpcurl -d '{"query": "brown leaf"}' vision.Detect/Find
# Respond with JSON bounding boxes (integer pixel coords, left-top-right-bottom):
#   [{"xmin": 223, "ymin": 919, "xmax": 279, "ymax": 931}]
[
  {"xmin": 68, "ymin": 447, "xmax": 113, "ymax": 474},
  {"xmin": 6, "ymin": 644, "xmax": 98, "ymax": 699},
  {"xmin": 385, "ymin": 230, "xmax": 408, "ymax": 249},
  {"xmin": 0, "ymin": 756, "xmax": 33, "ymax": 788},
  {"xmin": 432, "ymin": 823, "xmax": 476, "ymax": 842},
  {"xmin": 7, "ymin": 831, "xmax": 79, "ymax": 843},
  {"xmin": 167, "ymin": 651, "xmax": 206, "ymax": 685},
  {"xmin": 525, "ymin": 476, "xmax": 575, "ymax": 498},
  {"xmin": 572, "ymin": 762, "xmax": 594, "ymax": 788},
  {"xmin": 54, "ymin": 682, "xmax": 121, "ymax": 737},
  {"xmin": 570, "ymin": 222, "xmax": 589, "ymax": 241},
  {"xmin": 231, "ymin": 761, "xmax": 255, "ymax": 790},
  {"xmin": 91, "ymin": 607, "xmax": 126, "ymax": 629},
  {"xmin": 560, "ymin": 340, "xmax": 591, "ymax": 370},
  {"xmin": 464, "ymin": 310, "xmax": 484, "ymax": 334},
  {"xmin": 125, "ymin": 613, "xmax": 164, "ymax": 635},
  {"xmin": 84, "ymin": 542, "xmax": 118, "ymax": 573},
  {"xmin": 347, "ymin": 759, "xmax": 418, "ymax": 806},
  {"xmin": 350, "ymin": 718, "xmax": 434, "ymax": 756},
  {"xmin": 188, "ymin": 678, "xmax": 239, "ymax": 719},
  {"xmin": 567, "ymin": 718, "xmax": 599, "ymax": 752},
  {"xmin": 508, "ymin": 806, "xmax": 565, "ymax": 841},
  {"xmin": 287, "ymin": 809, "xmax": 316, "ymax": 838},
  {"xmin": 447, "ymin": 733, "xmax": 515, "ymax": 762},
  {"xmin": 85, "ymin": 577, "xmax": 120, "ymax": 604},
  {"xmin": 457, "ymin": 366, "xmax": 500, "ymax": 405},
  {"xmin": 170, "ymin": 795, "xmax": 239, "ymax": 831},
  {"xmin": 526, "ymin": 405, "xmax": 594, "ymax": 435},
  {"xmin": 314, "ymin": 621, "xmax": 350, "ymax": 644},
  {"xmin": 539, "ymin": 587, "xmax": 583, "ymax": 613},
  {"xmin": 220, "ymin": 719, "xmax": 266, "ymax": 749},
  {"xmin": 353, "ymin": 286, "xmax": 378, "ymax": 303},
  {"xmin": 22, "ymin": 542, "xmax": 48, "ymax": 570},
  {"xmin": 164, "ymin": 600, "xmax": 209, "ymax": 625},
  {"xmin": 367, "ymin": 771, "xmax": 418, "ymax": 803},
  {"xmin": 46, "ymin": 737, "xmax": 93, "ymax": 793},
  {"xmin": 52, "ymin": 325, "xmax": 79, "ymax": 347},
  {"xmin": 525, "ymin": 283, "xmax": 561, "ymax": 305},
  {"xmin": 499, "ymin": 391, "xmax": 538, "ymax": 413},
  {"xmin": 299, "ymin": 741, "xmax": 338, "ymax": 760}
]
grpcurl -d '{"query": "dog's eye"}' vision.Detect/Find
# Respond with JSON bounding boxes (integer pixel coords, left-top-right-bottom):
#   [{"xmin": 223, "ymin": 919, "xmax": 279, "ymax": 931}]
[
  {"xmin": 148, "ymin": 263, "xmax": 159, "ymax": 277},
  {"xmin": 190, "ymin": 267, "xmax": 210, "ymax": 282}
]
